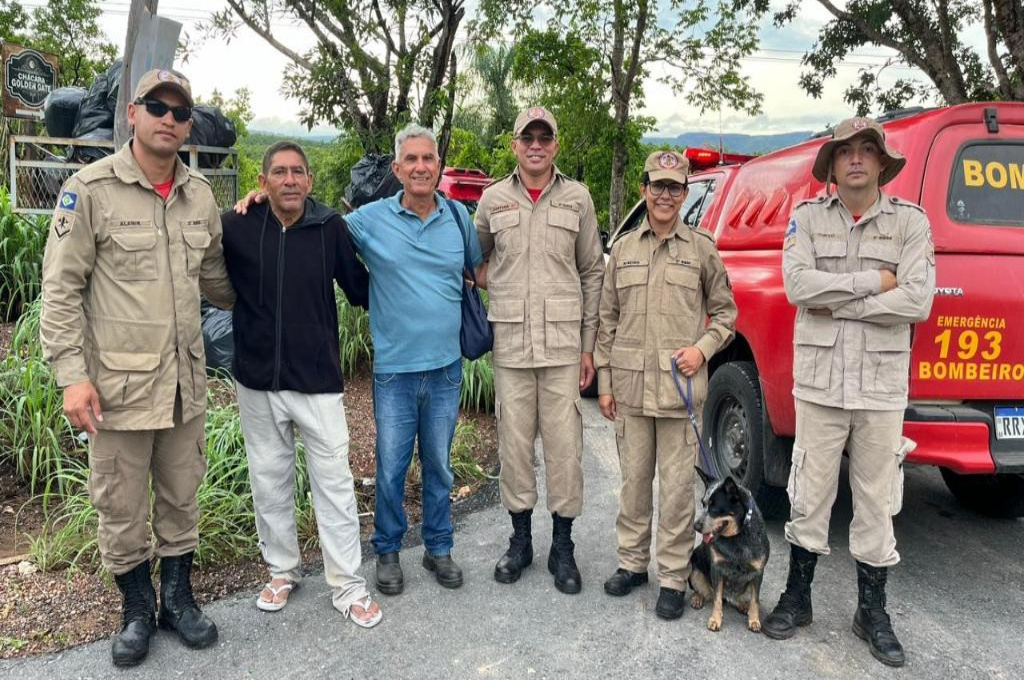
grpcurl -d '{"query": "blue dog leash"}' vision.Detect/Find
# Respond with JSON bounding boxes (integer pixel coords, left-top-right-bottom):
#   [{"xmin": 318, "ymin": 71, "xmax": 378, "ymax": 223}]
[{"xmin": 670, "ymin": 359, "xmax": 722, "ymax": 480}]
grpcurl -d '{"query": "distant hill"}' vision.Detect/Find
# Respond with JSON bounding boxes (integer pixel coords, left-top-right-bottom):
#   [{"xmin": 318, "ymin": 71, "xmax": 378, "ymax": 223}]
[
  {"xmin": 249, "ymin": 117, "xmax": 341, "ymax": 142},
  {"xmin": 645, "ymin": 131, "xmax": 814, "ymax": 155}
]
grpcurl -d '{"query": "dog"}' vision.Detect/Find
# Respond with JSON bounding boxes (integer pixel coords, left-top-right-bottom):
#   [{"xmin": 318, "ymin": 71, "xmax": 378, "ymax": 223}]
[{"xmin": 689, "ymin": 469, "xmax": 771, "ymax": 632}]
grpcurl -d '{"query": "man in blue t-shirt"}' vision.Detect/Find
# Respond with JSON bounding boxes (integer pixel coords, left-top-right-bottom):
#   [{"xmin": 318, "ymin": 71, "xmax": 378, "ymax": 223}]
[{"xmin": 343, "ymin": 124, "xmax": 482, "ymax": 595}]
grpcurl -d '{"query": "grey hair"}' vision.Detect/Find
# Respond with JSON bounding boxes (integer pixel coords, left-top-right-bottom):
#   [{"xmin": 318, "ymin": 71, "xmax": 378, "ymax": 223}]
[{"xmin": 394, "ymin": 123, "xmax": 437, "ymax": 159}]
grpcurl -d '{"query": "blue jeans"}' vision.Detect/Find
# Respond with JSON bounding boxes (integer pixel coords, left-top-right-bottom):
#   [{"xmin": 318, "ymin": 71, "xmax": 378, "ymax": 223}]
[{"xmin": 371, "ymin": 358, "xmax": 462, "ymax": 556}]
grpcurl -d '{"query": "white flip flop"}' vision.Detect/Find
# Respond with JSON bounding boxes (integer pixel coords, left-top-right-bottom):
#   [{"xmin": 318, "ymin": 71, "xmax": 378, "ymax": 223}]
[
  {"xmin": 256, "ymin": 581, "xmax": 296, "ymax": 612},
  {"xmin": 343, "ymin": 594, "xmax": 383, "ymax": 628}
]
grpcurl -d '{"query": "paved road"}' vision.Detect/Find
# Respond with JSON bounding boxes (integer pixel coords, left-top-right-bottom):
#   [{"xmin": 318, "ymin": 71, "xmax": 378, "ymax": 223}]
[{"xmin": 2, "ymin": 399, "xmax": 1022, "ymax": 680}]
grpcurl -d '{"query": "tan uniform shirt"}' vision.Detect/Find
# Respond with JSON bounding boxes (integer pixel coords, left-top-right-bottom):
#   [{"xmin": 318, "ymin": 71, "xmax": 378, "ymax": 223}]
[
  {"xmin": 782, "ymin": 191, "xmax": 935, "ymax": 411},
  {"xmin": 40, "ymin": 143, "xmax": 235, "ymax": 430},
  {"xmin": 475, "ymin": 167, "xmax": 605, "ymax": 368},
  {"xmin": 594, "ymin": 217, "xmax": 737, "ymax": 418}
]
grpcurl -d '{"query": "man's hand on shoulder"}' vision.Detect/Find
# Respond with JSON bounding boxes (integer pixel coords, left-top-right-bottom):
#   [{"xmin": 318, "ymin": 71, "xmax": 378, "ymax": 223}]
[{"xmin": 234, "ymin": 190, "xmax": 266, "ymax": 215}]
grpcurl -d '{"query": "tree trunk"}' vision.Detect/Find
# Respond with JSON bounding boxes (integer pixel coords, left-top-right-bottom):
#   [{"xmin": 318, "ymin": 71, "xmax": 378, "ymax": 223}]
[{"xmin": 114, "ymin": 0, "xmax": 160, "ymax": 149}]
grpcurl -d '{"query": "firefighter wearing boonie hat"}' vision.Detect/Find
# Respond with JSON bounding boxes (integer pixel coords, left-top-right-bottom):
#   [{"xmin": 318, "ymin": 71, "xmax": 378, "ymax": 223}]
[
  {"xmin": 474, "ymin": 106, "xmax": 604, "ymax": 595},
  {"xmin": 765, "ymin": 116, "xmax": 935, "ymax": 667},
  {"xmin": 40, "ymin": 66, "xmax": 232, "ymax": 666},
  {"xmin": 594, "ymin": 149, "xmax": 736, "ymax": 619}
]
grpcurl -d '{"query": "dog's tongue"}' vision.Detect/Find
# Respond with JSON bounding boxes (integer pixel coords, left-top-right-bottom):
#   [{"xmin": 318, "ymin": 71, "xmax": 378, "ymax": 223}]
[{"xmin": 702, "ymin": 532, "xmax": 715, "ymax": 544}]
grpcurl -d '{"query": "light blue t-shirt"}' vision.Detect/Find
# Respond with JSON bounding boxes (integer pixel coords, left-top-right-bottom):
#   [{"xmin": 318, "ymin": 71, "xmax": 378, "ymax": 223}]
[{"xmin": 345, "ymin": 191, "xmax": 483, "ymax": 374}]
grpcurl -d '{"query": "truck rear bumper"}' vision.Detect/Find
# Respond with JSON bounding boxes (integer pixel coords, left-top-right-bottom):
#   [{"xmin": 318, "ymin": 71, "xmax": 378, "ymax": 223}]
[{"xmin": 904, "ymin": 404, "xmax": 1024, "ymax": 474}]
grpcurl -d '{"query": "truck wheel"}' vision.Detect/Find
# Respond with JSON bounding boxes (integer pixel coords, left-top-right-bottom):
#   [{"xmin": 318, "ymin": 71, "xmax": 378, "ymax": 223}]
[
  {"xmin": 702, "ymin": 361, "xmax": 789, "ymax": 519},
  {"xmin": 939, "ymin": 468, "xmax": 1024, "ymax": 518}
]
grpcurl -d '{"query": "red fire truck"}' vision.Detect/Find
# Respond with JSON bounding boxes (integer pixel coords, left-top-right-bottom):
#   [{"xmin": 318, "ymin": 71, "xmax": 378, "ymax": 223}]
[{"xmin": 608, "ymin": 104, "xmax": 1024, "ymax": 518}]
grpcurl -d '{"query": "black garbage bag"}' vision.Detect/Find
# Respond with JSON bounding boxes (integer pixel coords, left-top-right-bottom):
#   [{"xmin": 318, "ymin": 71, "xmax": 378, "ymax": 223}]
[
  {"xmin": 44, "ymin": 87, "xmax": 87, "ymax": 138},
  {"xmin": 72, "ymin": 60, "xmax": 122, "ymax": 138},
  {"xmin": 183, "ymin": 106, "xmax": 237, "ymax": 168},
  {"xmin": 201, "ymin": 299, "xmax": 234, "ymax": 376},
  {"xmin": 345, "ymin": 154, "xmax": 402, "ymax": 209},
  {"xmin": 70, "ymin": 128, "xmax": 114, "ymax": 164}
]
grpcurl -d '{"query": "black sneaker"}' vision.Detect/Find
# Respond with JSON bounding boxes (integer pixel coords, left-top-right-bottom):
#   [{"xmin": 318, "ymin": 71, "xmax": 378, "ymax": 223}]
[
  {"xmin": 603, "ymin": 569, "xmax": 649, "ymax": 597},
  {"xmin": 655, "ymin": 587, "xmax": 686, "ymax": 620}
]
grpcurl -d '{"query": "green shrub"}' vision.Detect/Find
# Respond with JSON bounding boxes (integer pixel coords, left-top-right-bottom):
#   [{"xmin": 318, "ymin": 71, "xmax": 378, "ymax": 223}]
[
  {"xmin": 0, "ymin": 187, "xmax": 48, "ymax": 323},
  {"xmin": 336, "ymin": 291, "xmax": 373, "ymax": 377},
  {"xmin": 461, "ymin": 356, "xmax": 494, "ymax": 411}
]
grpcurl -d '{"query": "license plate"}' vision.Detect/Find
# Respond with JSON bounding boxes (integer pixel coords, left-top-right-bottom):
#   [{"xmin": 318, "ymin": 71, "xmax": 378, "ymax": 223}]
[{"xmin": 994, "ymin": 407, "xmax": 1024, "ymax": 440}]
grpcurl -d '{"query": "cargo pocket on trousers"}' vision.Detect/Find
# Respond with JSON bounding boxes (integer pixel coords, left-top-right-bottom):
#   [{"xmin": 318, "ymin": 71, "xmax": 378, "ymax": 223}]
[
  {"xmin": 890, "ymin": 437, "xmax": 916, "ymax": 516},
  {"xmin": 787, "ymin": 446, "xmax": 807, "ymax": 517},
  {"xmin": 88, "ymin": 451, "xmax": 129, "ymax": 517}
]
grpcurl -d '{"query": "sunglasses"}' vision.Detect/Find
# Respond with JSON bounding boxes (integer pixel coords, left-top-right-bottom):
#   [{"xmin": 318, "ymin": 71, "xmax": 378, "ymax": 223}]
[
  {"xmin": 515, "ymin": 133, "xmax": 556, "ymax": 146},
  {"xmin": 135, "ymin": 98, "xmax": 192, "ymax": 123},
  {"xmin": 647, "ymin": 182, "xmax": 687, "ymax": 198}
]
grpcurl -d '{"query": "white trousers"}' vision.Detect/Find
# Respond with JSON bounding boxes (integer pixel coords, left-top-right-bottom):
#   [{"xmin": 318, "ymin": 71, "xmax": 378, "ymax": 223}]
[{"xmin": 236, "ymin": 383, "xmax": 368, "ymax": 612}]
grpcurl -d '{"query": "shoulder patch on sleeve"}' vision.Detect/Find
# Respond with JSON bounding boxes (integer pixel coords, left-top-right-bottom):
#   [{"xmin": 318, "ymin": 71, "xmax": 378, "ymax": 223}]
[
  {"xmin": 51, "ymin": 210, "xmax": 76, "ymax": 240},
  {"xmin": 783, "ymin": 217, "xmax": 798, "ymax": 250},
  {"xmin": 58, "ymin": 190, "xmax": 79, "ymax": 212}
]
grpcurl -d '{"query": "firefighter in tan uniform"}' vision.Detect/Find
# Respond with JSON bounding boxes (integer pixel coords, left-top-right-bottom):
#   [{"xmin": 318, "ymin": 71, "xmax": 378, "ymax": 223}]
[
  {"xmin": 594, "ymin": 151, "xmax": 736, "ymax": 620},
  {"xmin": 763, "ymin": 117, "xmax": 935, "ymax": 667},
  {"xmin": 40, "ymin": 70, "xmax": 235, "ymax": 667},
  {"xmin": 475, "ymin": 107, "xmax": 604, "ymax": 594}
]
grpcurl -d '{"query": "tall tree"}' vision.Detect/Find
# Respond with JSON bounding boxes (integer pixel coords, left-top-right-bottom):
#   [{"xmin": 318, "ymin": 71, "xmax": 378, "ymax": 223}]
[
  {"xmin": 466, "ymin": 43, "xmax": 520, "ymax": 144},
  {"xmin": 0, "ymin": 0, "xmax": 118, "ymax": 87},
  {"xmin": 743, "ymin": 0, "xmax": 1024, "ymax": 115},
  {"xmin": 205, "ymin": 0, "xmax": 465, "ymax": 156},
  {"xmin": 475, "ymin": 0, "xmax": 765, "ymax": 228}
]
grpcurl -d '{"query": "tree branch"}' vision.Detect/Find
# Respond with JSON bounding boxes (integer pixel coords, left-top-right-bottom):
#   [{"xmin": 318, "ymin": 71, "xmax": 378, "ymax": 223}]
[{"xmin": 225, "ymin": 0, "xmax": 313, "ymax": 70}]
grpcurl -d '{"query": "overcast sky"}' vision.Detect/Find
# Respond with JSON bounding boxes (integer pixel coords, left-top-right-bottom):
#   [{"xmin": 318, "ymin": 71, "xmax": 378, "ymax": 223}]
[{"xmin": 60, "ymin": 0, "xmax": 952, "ymax": 136}]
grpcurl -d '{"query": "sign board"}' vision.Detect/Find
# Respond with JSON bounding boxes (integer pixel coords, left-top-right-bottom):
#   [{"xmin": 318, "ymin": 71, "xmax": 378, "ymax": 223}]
[
  {"xmin": 129, "ymin": 11, "xmax": 182, "ymax": 97},
  {"xmin": 2, "ymin": 43, "xmax": 60, "ymax": 119}
]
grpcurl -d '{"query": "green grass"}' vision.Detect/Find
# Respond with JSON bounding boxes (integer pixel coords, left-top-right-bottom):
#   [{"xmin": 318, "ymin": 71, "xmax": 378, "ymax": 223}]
[
  {"xmin": 0, "ymin": 187, "xmax": 48, "ymax": 323},
  {"xmin": 461, "ymin": 356, "xmax": 494, "ymax": 411},
  {"xmin": 450, "ymin": 420, "xmax": 494, "ymax": 483},
  {"xmin": 336, "ymin": 290, "xmax": 373, "ymax": 377}
]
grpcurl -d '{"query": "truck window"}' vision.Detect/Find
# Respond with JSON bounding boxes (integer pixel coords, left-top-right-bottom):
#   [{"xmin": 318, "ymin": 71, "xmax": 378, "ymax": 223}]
[
  {"xmin": 948, "ymin": 142, "xmax": 1024, "ymax": 226},
  {"xmin": 681, "ymin": 180, "xmax": 716, "ymax": 227}
]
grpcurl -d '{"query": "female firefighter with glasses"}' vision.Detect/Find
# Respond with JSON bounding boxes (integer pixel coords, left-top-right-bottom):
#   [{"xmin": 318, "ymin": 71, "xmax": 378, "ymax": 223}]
[{"xmin": 594, "ymin": 150, "xmax": 736, "ymax": 621}]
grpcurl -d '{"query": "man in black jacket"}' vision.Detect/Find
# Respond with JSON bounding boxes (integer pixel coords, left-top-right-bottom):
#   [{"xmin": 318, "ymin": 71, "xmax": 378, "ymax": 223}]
[{"xmin": 221, "ymin": 141, "xmax": 381, "ymax": 627}]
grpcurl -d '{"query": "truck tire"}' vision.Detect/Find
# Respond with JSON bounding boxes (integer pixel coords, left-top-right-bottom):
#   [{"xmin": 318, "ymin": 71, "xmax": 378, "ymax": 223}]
[
  {"xmin": 702, "ymin": 361, "xmax": 789, "ymax": 519},
  {"xmin": 939, "ymin": 468, "xmax": 1024, "ymax": 518}
]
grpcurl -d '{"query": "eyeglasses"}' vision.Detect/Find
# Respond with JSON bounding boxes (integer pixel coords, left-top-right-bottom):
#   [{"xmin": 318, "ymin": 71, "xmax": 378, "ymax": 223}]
[
  {"xmin": 647, "ymin": 182, "xmax": 687, "ymax": 197},
  {"xmin": 515, "ymin": 133, "xmax": 556, "ymax": 146},
  {"xmin": 135, "ymin": 98, "xmax": 192, "ymax": 123}
]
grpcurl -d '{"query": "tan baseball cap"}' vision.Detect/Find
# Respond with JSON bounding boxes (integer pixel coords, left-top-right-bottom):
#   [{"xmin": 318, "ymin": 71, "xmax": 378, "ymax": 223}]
[
  {"xmin": 133, "ymin": 68, "xmax": 194, "ymax": 107},
  {"xmin": 644, "ymin": 150, "xmax": 690, "ymax": 184},
  {"xmin": 812, "ymin": 116, "xmax": 905, "ymax": 185},
  {"xmin": 513, "ymin": 106, "xmax": 558, "ymax": 136}
]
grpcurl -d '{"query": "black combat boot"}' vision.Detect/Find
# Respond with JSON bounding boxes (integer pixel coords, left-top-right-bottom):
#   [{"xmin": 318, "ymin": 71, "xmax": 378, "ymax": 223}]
[
  {"xmin": 852, "ymin": 561, "xmax": 906, "ymax": 667},
  {"xmin": 762, "ymin": 544, "xmax": 818, "ymax": 640},
  {"xmin": 494, "ymin": 510, "xmax": 534, "ymax": 583},
  {"xmin": 547, "ymin": 513, "xmax": 582, "ymax": 594},
  {"xmin": 158, "ymin": 552, "xmax": 218, "ymax": 649},
  {"xmin": 111, "ymin": 560, "xmax": 157, "ymax": 667}
]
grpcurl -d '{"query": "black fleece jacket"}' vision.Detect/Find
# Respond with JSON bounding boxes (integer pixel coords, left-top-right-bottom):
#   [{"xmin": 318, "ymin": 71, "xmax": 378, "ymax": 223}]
[{"xmin": 221, "ymin": 198, "xmax": 369, "ymax": 393}]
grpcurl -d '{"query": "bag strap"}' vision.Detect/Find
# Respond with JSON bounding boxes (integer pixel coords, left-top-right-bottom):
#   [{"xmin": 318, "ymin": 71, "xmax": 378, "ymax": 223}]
[{"xmin": 444, "ymin": 197, "xmax": 477, "ymax": 284}]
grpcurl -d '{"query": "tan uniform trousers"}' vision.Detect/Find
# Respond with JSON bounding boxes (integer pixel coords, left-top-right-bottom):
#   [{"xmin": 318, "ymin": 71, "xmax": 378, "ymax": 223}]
[
  {"xmin": 784, "ymin": 398, "xmax": 904, "ymax": 568},
  {"xmin": 495, "ymin": 363, "xmax": 583, "ymax": 517},
  {"xmin": 614, "ymin": 415, "xmax": 696, "ymax": 591},
  {"xmin": 88, "ymin": 393, "xmax": 207, "ymax": 575}
]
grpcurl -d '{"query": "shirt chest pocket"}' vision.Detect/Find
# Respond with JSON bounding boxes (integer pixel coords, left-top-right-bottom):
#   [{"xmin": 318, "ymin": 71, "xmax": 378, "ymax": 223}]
[
  {"xmin": 182, "ymin": 225, "xmax": 212, "ymax": 276},
  {"xmin": 490, "ymin": 210, "xmax": 522, "ymax": 256},
  {"xmin": 858, "ymin": 238, "xmax": 900, "ymax": 272},
  {"xmin": 662, "ymin": 263, "xmax": 701, "ymax": 316},
  {"xmin": 813, "ymin": 238, "xmax": 847, "ymax": 273},
  {"xmin": 545, "ymin": 207, "xmax": 580, "ymax": 256},
  {"xmin": 109, "ymin": 226, "xmax": 158, "ymax": 281},
  {"xmin": 615, "ymin": 264, "xmax": 649, "ymax": 313}
]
